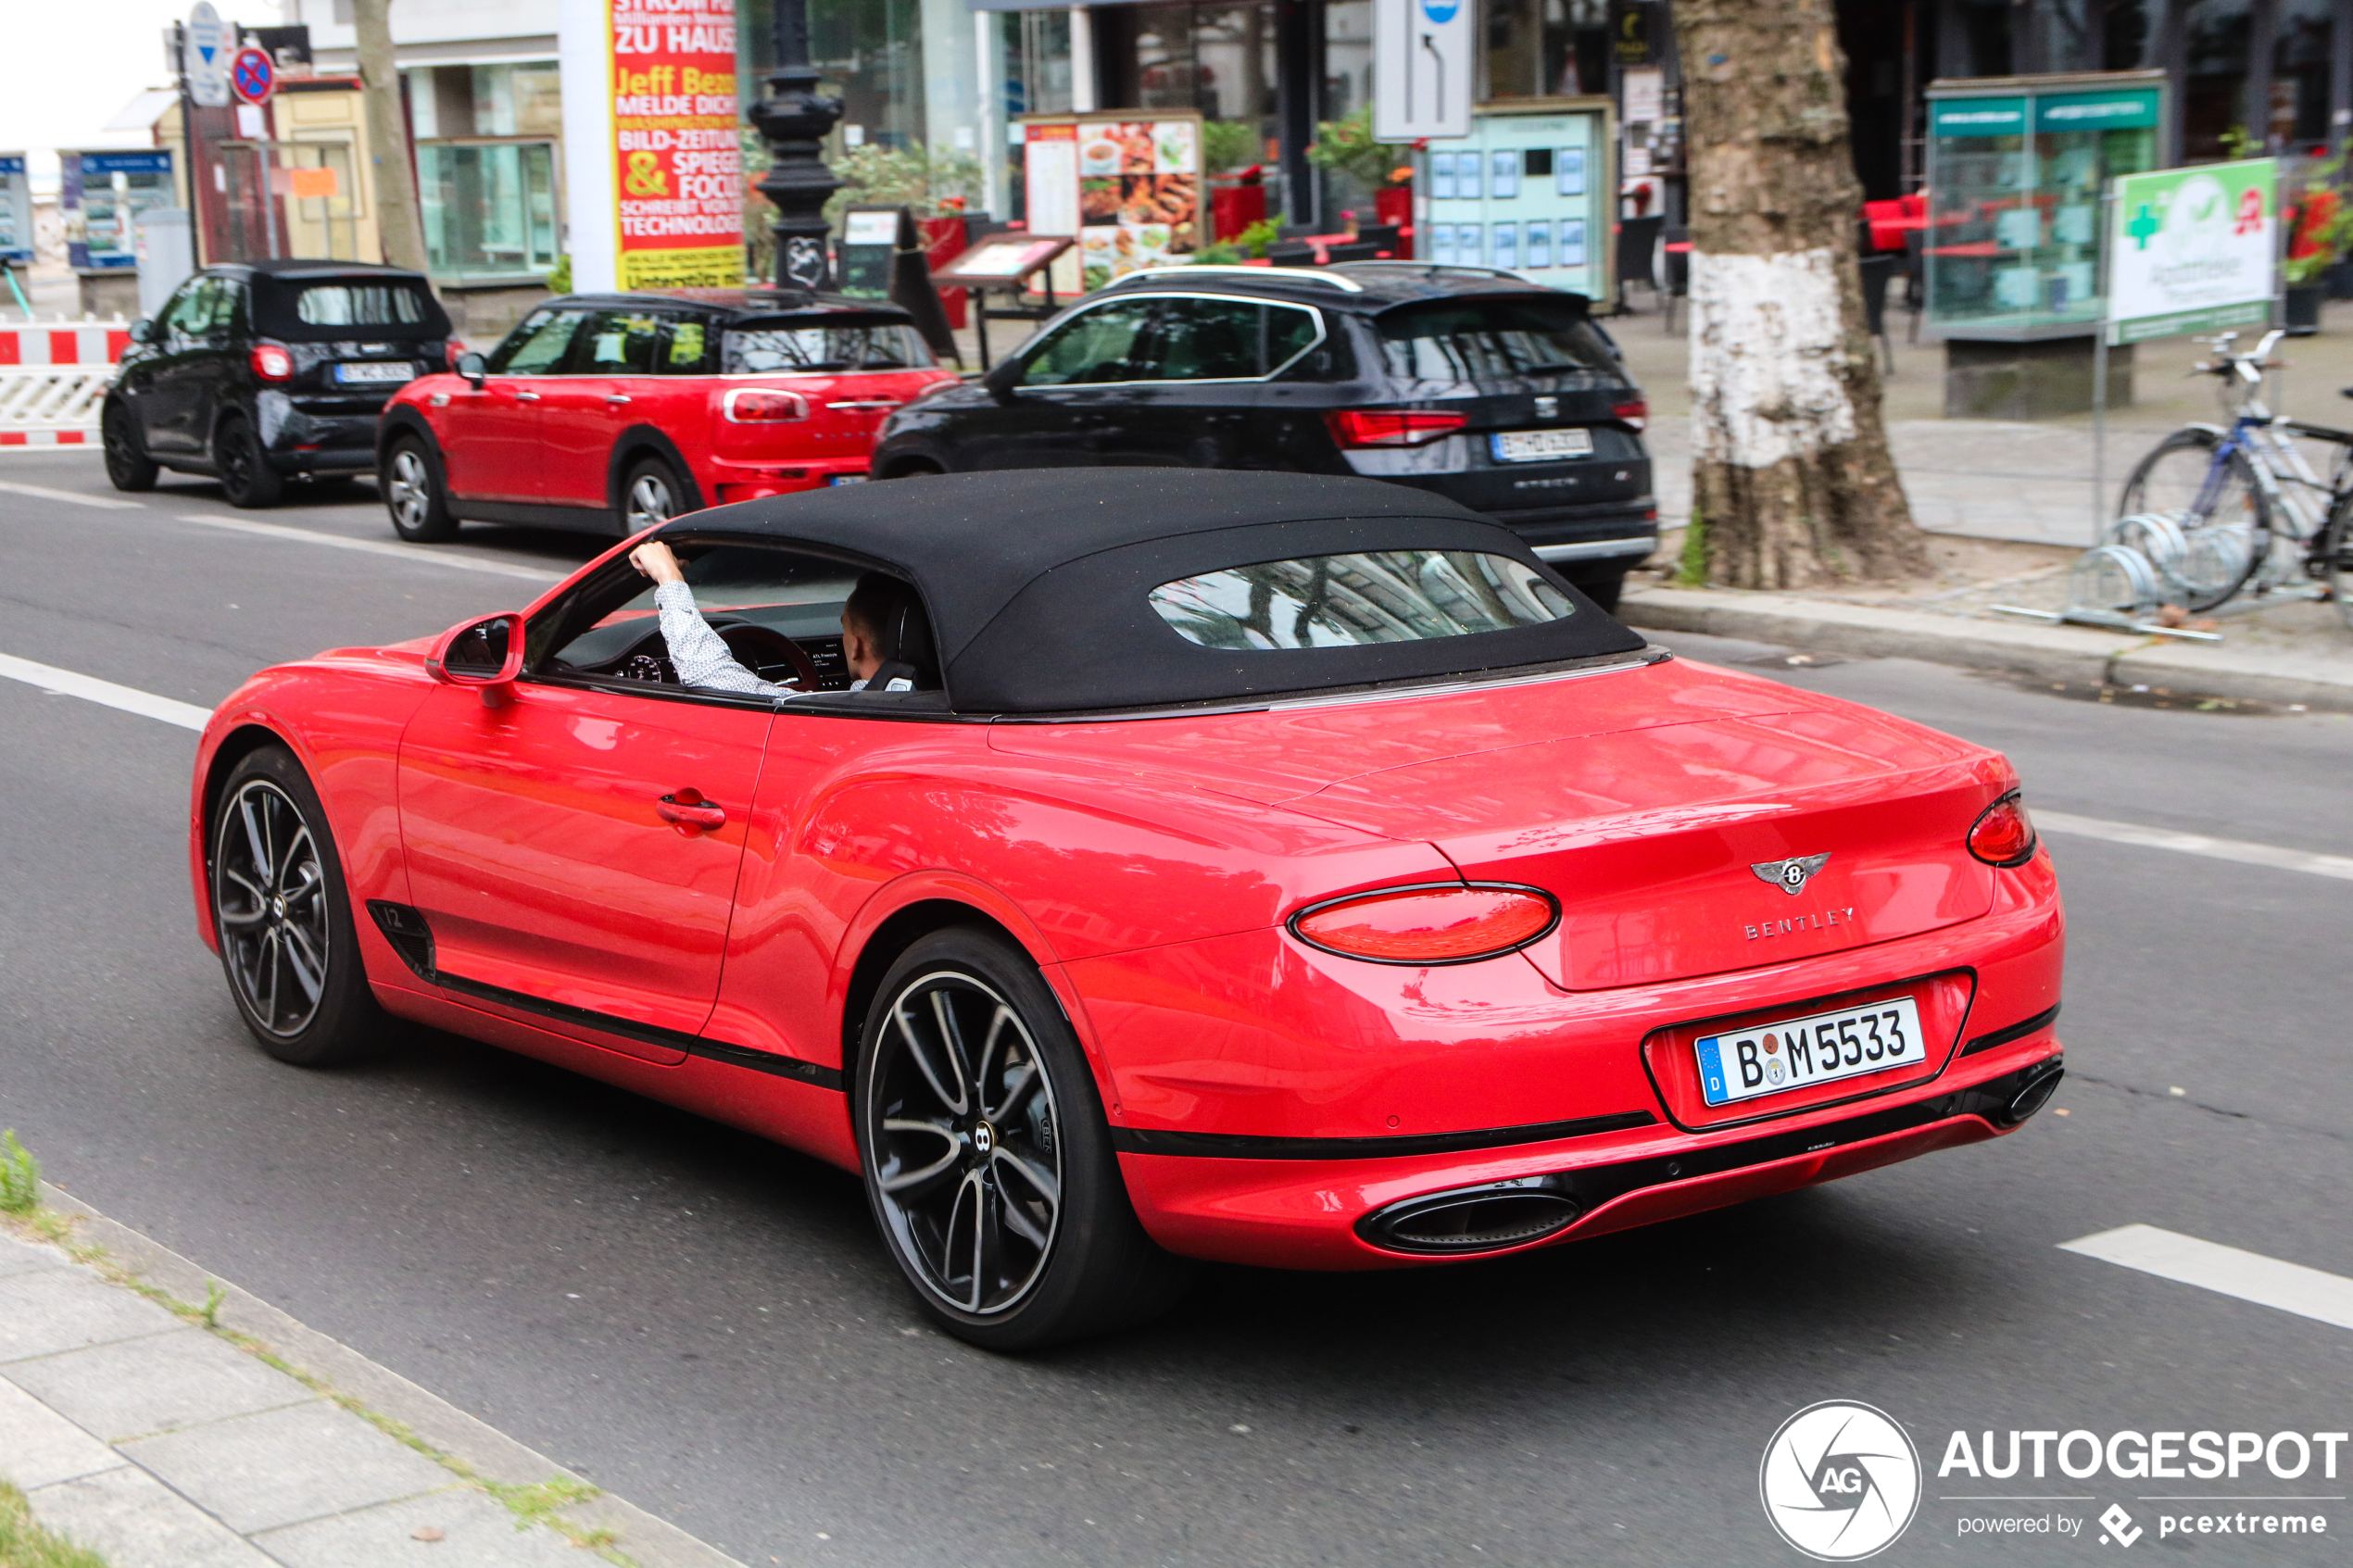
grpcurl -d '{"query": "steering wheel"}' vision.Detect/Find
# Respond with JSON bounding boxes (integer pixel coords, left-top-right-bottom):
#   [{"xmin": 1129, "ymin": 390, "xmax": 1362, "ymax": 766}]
[{"xmin": 719, "ymin": 623, "xmax": 821, "ymax": 690}]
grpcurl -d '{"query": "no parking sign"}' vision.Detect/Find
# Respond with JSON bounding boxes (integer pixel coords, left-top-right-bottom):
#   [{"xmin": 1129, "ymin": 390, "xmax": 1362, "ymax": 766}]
[{"xmin": 232, "ymin": 45, "xmax": 275, "ymax": 107}]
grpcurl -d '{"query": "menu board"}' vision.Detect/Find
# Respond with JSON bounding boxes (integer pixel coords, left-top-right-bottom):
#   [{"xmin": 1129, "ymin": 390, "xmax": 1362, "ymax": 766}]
[
  {"xmin": 1414, "ymin": 101, "xmax": 1611, "ymax": 302},
  {"xmin": 1018, "ymin": 111, "xmax": 1204, "ymax": 295}
]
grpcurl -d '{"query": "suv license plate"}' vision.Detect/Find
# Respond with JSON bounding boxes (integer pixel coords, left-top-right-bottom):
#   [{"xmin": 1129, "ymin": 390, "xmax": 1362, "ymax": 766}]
[
  {"xmin": 1491, "ymin": 428, "xmax": 1593, "ymax": 462},
  {"xmin": 1695, "ymin": 995, "xmax": 1926, "ymax": 1107},
  {"xmin": 337, "ymin": 362, "xmax": 414, "ymax": 384}
]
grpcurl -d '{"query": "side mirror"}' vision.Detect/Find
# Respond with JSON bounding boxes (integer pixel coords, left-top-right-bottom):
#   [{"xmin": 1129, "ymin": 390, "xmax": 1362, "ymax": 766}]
[
  {"xmin": 127, "ymin": 318, "xmax": 154, "ymax": 345},
  {"xmin": 455, "ymin": 350, "xmax": 487, "ymax": 388},
  {"xmin": 425, "ymin": 613, "xmax": 523, "ymax": 708},
  {"xmin": 982, "ymin": 356, "xmax": 1025, "ymax": 403}
]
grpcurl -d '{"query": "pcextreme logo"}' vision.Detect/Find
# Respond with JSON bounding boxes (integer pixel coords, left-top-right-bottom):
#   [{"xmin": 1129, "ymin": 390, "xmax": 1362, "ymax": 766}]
[{"xmin": 1760, "ymin": 1400, "xmax": 1923, "ymax": 1561}]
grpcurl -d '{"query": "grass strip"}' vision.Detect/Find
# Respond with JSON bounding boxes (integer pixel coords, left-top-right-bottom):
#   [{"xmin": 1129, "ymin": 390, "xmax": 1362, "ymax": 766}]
[{"xmin": 0, "ymin": 1478, "xmax": 110, "ymax": 1568}]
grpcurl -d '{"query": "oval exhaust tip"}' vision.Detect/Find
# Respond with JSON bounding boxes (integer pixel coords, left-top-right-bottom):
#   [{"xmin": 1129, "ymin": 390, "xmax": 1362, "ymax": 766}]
[
  {"xmin": 2003, "ymin": 1065, "xmax": 2064, "ymax": 1126},
  {"xmin": 1364, "ymin": 1185, "xmax": 1582, "ymax": 1255}
]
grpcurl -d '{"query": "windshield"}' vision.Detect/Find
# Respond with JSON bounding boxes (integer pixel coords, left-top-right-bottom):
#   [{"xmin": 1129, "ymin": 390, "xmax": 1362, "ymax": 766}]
[
  {"xmin": 1374, "ymin": 297, "xmax": 1618, "ymax": 388},
  {"xmin": 1148, "ymin": 550, "xmax": 1574, "ymax": 651},
  {"xmin": 724, "ymin": 323, "xmax": 935, "ymax": 373}
]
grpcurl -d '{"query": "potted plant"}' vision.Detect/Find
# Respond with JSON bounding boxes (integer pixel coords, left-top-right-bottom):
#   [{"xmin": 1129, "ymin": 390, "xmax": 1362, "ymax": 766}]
[{"xmin": 2284, "ymin": 144, "xmax": 2353, "ymax": 332}]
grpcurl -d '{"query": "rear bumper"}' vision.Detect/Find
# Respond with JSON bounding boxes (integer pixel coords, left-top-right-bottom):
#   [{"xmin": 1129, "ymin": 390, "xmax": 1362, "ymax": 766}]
[
  {"xmin": 1487, "ymin": 498, "xmax": 1660, "ymax": 571},
  {"xmin": 1117, "ymin": 1045, "xmax": 2060, "ymax": 1270}
]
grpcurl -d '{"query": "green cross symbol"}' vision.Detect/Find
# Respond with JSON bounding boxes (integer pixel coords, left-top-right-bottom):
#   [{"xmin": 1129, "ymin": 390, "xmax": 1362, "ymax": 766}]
[{"xmin": 2127, "ymin": 203, "xmax": 2159, "ymax": 249}]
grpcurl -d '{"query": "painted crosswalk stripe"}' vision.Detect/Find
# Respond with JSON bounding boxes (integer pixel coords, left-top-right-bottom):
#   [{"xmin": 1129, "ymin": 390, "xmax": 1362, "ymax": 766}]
[
  {"xmin": 0, "ymin": 653, "xmax": 211, "ymax": 731},
  {"xmin": 2060, "ymin": 1224, "xmax": 2353, "ymax": 1333},
  {"xmin": 0, "ymin": 478, "xmax": 145, "ymax": 510},
  {"xmin": 176, "ymin": 513, "xmax": 560, "ymax": 583},
  {"xmin": 2036, "ymin": 809, "xmax": 2353, "ymax": 884}
]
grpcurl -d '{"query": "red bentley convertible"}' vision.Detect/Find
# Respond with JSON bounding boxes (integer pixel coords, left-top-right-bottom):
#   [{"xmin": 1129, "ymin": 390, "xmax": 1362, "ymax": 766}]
[{"xmin": 188, "ymin": 470, "xmax": 2064, "ymax": 1348}]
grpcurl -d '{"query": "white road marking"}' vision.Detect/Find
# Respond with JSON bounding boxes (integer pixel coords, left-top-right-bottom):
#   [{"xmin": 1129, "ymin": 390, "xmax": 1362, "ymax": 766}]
[
  {"xmin": 2037, "ymin": 809, "xmax": 2353, "ymax": 884},
  {"xmin": 2061, "ymin": 1224, "xmax": 2353, "ymax": 1333},
  {"xmin": 0, "ymin": 653, "xmax": 210, "ymax": 731},
  {"xmin": 175, "ymin": 513, "xmax": 560, "ymax": 583},
  {"xmin": 0, "ymin": 479, "xmax": 145, "ymax": 510}
]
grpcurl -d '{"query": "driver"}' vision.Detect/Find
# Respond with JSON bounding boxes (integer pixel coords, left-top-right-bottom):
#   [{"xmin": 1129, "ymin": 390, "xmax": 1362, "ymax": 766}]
[{"xmin": 629, "ymin": 540, "xmax": 918, "ymax": 698}]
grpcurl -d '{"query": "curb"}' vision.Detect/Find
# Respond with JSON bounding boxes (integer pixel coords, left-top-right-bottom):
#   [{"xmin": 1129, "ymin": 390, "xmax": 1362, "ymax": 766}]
[
  {"xmin": 32, "ymin": 1183, "xmax": 749, "ymax": 1568},
  {"xmin": 1617, "ymin": 586, "xmax": 2353, "ymax": 714}
]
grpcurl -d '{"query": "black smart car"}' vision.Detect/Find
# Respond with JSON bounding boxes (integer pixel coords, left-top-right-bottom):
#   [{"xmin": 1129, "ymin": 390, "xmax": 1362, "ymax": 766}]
[
  {"xmin": 868, "ymin": 262, "xmax": 1656, "ymax": 607},
  {"xmin": 103, "ymin": 259, "xmax": 452, "ymax": 508}
]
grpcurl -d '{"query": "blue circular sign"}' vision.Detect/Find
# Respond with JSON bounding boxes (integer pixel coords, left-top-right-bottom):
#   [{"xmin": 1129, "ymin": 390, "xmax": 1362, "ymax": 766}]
[
  {"xmin": 232, "ymin": 46, "xmax": 275, "ymax": 107},
  {"xmin": 1419, "ymin": 0, "xmax": 1459, "ymax": 21}
]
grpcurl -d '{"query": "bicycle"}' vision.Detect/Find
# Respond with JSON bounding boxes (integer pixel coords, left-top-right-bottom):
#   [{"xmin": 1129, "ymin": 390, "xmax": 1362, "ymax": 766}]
[{"xmin": 2114, "ymin": 329, "xmax": 2353, "ymax": 625}]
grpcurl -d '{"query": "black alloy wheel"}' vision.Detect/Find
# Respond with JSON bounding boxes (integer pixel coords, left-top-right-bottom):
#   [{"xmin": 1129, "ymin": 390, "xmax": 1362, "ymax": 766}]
[
  {"xmin": 621, "ymin": 456, "xmax": 686, "ymax": 534},
  {"xmin": 101, "ymin": 401, "xmax": 158, "ymax": 491},
  {"xmin": 383, "ymin": 437, "xmax": 459, "ymax": 542},
  {"xmin": 209, "ymin": 746, "xmax": 385, "ymax": 1065},
  {"xmin": 855, "ymin": 929, "xmax": 1193, "ymax": 1350},
  {"xmin": 215, "ymin": 415, "xmax": 285, "ymax": 508}
]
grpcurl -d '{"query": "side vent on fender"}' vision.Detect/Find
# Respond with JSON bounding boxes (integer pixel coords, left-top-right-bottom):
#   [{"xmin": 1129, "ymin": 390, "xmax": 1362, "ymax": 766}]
[{"xmin": 366, "ymin": 900, "xmax": 437, "ymax": 982}]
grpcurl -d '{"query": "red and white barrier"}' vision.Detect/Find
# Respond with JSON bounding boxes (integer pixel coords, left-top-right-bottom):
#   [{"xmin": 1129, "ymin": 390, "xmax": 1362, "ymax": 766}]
[{"xmin": 0, "ymin": 323, "xmax": 132, "ymax": 447}]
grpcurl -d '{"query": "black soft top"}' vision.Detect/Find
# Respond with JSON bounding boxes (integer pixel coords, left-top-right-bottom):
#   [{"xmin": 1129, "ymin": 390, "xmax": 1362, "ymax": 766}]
[{"xmin": 662, "ymin": 470, "xmax": 1643, "ymax": 714}]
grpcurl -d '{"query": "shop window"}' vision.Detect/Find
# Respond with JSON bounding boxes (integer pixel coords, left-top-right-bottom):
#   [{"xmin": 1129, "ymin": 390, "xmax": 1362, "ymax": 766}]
[
  {"xmin": 418, "ymin": 142, "xmax": 560, "ymax": 282},
  {"xmin": 405, "ymin": 63, "xmax": 563, "ymax": 139},
  {"xmin": 2276, "ymin": 0, "xmax": 2334, "ymax": 149},
  {"xmin": 2182, "ymin": 0, "xmax": 2251, "ymax": 162},
  {"xmin": 812, "ymin": 0, "xmax": 925, "ymax": 150}
]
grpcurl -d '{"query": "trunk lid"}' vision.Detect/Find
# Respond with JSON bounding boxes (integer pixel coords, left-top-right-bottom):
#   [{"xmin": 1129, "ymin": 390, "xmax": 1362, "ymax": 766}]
[{"xmin": 1281, "ymin": 702, "xmax": 2007, "ymax": 991}]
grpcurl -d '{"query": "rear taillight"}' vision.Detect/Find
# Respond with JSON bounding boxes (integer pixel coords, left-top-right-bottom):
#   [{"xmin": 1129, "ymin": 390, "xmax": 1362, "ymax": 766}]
[
  {"xmin": 1611, "ymin": 398, "xmax": 1647, "ymax": 431},
  {"xmin": 1967, "ymin": 791, "xmax": 2037, "ymax": 867},
  {"xmin": 1325, "ymin": 408, "xmax": 1468, "ymax": 448},
  {"xmin": 724, "ymin": 388, "xmax": 809, "ymax": 422},
  {"xmin": 1290, "ymin": 884, "xmax": 1559, "ymax": 965},
  {"xmin": 250, "ymin": 343, "xmax": 293, "ymax": 382}
]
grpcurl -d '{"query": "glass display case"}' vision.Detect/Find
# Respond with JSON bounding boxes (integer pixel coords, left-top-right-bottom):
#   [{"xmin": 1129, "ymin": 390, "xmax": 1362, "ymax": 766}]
[
  {"xmin": 1413, "ymin": 98, "xmax": 1613, "ymax": 302},
  {"xmin": 1923, "ymin": 71, "xmax": 2167, "ymax": 339}
]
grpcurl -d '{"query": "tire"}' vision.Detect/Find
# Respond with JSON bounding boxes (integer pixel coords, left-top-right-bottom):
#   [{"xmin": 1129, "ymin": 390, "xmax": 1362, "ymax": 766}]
[
  {"xmin": 854, "ymin": 928, "xmax": 1193, "ymax": 1351},
  {"xmin": 2115, "ymin": 429, "xmax": 2270, "ymax": 610},
  {"xmin": 1570, "ymin": 570, "xmax": 1625, "ymax": 614},
  {"xmin": 101, "ymin": 401, "xmax": 158, "ymax": 491},
  {"xmin": 214, "ymin": 415, "xmax": 285, "ymax": 508},
  {"xmin": 882, "ymin": 458, "xmax": 945, "ymax": 479},
  {"xmin": 2322, "ymin": 495, "xmax": 2353, "ymax": 634},
  {"xmin": 620, "ymin": 456, "xmax": 688, "ymax": 534},
  {"xmin": 382, "ymin": 437, "xmax": 459, "ymax": 543},
  {"xmin": 208, "ymin": 746, "xmax": 387, "ymax": 1067}
]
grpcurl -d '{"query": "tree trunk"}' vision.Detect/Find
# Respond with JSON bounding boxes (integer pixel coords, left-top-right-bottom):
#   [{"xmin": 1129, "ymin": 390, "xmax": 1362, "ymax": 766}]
[
  {"xmin": 1670, "ymin": 0, "xmax": 1926, "ymax": 588},
  {"xmin": 351, "ymin": 0, "xmax": 429, "ymax": 274}
]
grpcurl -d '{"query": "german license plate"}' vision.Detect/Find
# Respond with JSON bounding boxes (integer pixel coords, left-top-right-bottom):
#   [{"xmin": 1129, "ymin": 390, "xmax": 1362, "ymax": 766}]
[
  {"xmin": 1694, "ymin": 996, "xmax": 1926, "ymax": 1107},
  {"xmin": 1491, "ymin": 428, "xmax": 1593, "ymax": 462},
  {"xmin": 336, "ymin": 361, "xmax": 414, "ymax": 384},
  {"xmin": 829, "ymin": 474, "xmax": 867, "ymax": 485}
]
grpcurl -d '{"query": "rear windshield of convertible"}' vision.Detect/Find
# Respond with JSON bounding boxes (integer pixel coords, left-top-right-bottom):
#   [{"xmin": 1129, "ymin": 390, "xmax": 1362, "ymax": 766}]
[{"xmin": 1149, "ymin": 550, "xmax": 1573, "ymax": 650}]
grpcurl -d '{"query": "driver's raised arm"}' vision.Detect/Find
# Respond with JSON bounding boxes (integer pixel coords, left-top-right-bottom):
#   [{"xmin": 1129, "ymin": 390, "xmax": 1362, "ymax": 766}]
[{"xmin": 631, "ymin": 542, "xmax": 802, "ymax": 699}]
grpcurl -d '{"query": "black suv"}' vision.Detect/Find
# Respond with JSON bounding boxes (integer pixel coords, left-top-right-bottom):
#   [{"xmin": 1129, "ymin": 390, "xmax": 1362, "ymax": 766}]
[
  {"xmin": 868, "ymin": 262, "xmax": 1655, "ymax": 606},
  {"xmin": 104, "ymin": 259, "xmax": 452, "ymax": 508}
]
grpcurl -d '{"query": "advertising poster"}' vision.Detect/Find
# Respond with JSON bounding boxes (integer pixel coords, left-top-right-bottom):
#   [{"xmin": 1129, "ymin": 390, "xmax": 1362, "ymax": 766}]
[
  {"xmin": 608, "ymin": 0, "xmax": 741, "ymax": 289},
  {"xmin": 2107, "ymin": 157, "xmax": 2277, "ymax": 345},
  {"xmin": 62, "ymin": 151, "xmax": 176, "ymax": 270},
  {"xmin": 0, "ymin": 154, "xmax": 31, "ymax": 266},
  {"xmin": 1019, "ymin": 112, "xmax": 1202, "ymax": 295}
]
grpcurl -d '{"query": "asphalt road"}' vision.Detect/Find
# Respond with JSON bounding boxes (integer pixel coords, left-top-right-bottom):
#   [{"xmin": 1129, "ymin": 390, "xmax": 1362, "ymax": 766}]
[{"xmin": 3, "ymin": 453, "xmax": 2350, "ymax": 1566}]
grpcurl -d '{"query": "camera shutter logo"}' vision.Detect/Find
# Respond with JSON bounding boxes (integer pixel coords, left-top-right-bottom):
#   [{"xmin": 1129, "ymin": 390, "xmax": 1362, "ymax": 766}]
[{"xmin": 1759, "ymin": 1400, "xmax": 1921, "ymax": 1561}]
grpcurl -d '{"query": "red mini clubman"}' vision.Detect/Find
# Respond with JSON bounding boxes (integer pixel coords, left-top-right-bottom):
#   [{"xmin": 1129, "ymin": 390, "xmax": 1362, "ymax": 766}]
[{"xmin": 376, "ymin": 291, "xmax": 956, "ymax": 542}]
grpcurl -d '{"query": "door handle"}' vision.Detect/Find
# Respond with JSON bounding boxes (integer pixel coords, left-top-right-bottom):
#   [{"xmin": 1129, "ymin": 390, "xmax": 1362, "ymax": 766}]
[
  {"xmin": 605, "ymin": 393, "xmax": 633, "ymax": 406},
  {"xmin": 826, "ymin": 398, "xmax": 900, "ymax": 411},
  {"xmin": 512, "ymin": 390, "xmax": 541, "ymax": 402},
  {"xmin": 657, "ymin": 789, "xmax": 726, "ymax": 834}
]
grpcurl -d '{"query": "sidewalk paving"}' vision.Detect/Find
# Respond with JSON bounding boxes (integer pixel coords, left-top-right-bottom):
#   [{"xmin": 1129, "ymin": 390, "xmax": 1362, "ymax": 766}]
[{"xmin": 0, "ymin": 1187, "xmax": 747, "ymax": 1568}]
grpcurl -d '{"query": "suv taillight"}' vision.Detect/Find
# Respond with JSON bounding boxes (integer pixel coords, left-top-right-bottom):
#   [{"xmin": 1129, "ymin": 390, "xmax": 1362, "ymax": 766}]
[
  {"xmin": 250, "ymin": 343, "xmax": 294, "ymax": 383},
  {"xmin": 1611, "ymin": 398, "xmax": 1648, "ymax": 431},
  {"xmin": 1326, "ymin": 409, "xmax": 1468, "ymax": 448},
  {"xmin": 724, "ymin": 388, "xmax": 809, "ymax": 422}
]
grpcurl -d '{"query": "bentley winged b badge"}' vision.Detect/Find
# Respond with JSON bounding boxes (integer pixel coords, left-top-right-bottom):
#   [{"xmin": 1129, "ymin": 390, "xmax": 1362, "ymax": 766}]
[{"xmin": 1752, "ymin": 853, "xmax": 1831, "ymax": 897}]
